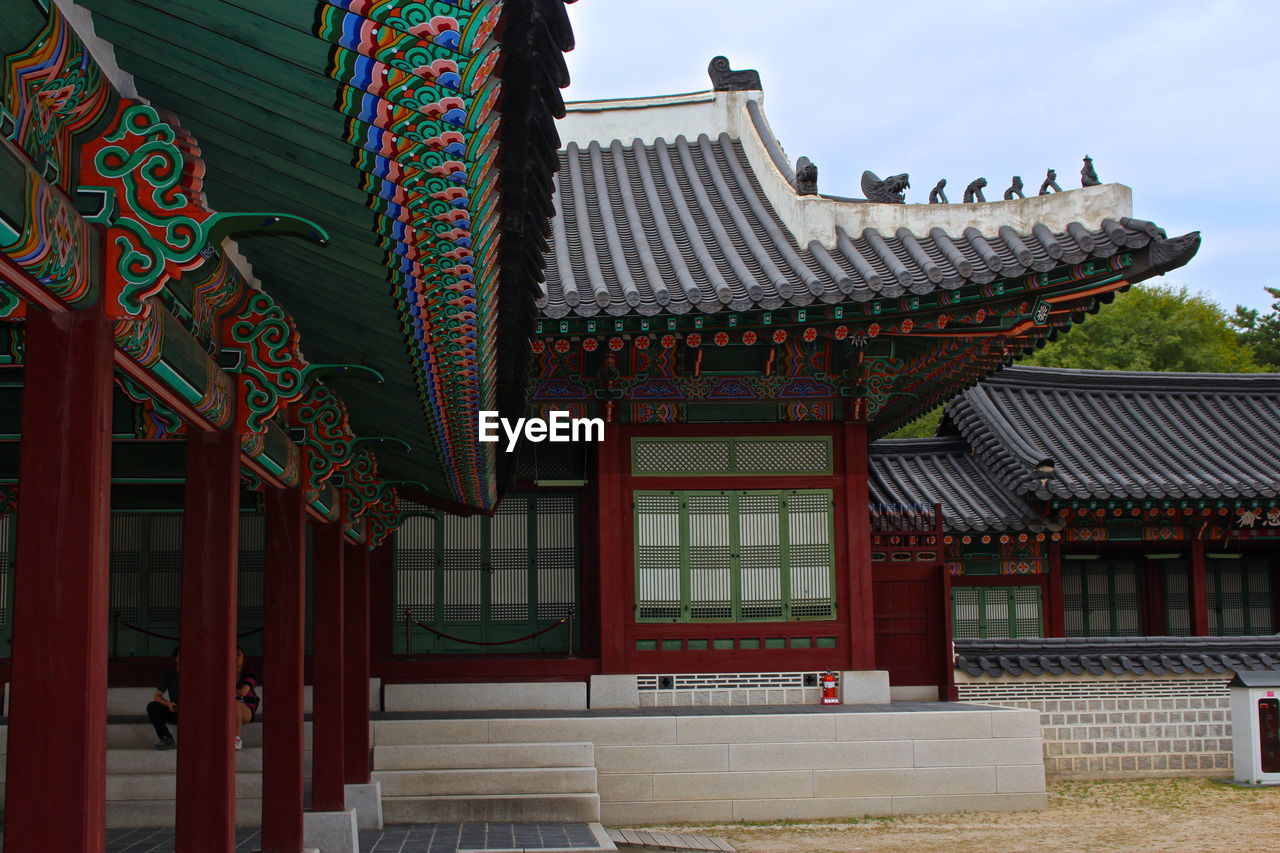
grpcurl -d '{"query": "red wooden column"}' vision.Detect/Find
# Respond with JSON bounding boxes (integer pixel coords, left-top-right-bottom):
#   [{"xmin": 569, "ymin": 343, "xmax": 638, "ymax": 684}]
[
  {"xmin": 175, "ymin": 414, "xmax": 242, "ymax": 853},
  {"xmin": 260, "ymin": 485, "xmax": 307, "ymax": 853},
  {"xmin": 596, "ymin": 422, "xmax": 627, "ymax": 672},
  {"xmin": 843, "ymin": 422, "xmax": 876, "ymax": 670},
  {"xmin": 343, "ymin": 540, "xmax": 373, "ymax": 784},
  {"xmin": 1045, "ymin": 540, "xmax": 1066, "ymax": 638},
  {"xmin": 4, "ymin": 304, "xmax": 113, "ymax": 853},
  {"xmin": 1190, "ymin": 537, "xmax": 1210, "ymax": 636},
  {"xmin": 311, "ymin": 518, "xmax": 347, "ymax": 810}
]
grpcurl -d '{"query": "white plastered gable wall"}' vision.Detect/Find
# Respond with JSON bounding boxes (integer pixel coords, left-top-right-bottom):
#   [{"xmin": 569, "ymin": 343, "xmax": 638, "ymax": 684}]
[{"xmin": 556, "ymin": 88, "xmax": 1135, "ymax": 251}]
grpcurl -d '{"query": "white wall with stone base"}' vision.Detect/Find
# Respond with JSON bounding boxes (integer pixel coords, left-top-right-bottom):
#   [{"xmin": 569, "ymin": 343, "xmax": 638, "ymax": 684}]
[{"xmin": 956, "ymin": 672, "xmax": 1232, "ymax": 777}]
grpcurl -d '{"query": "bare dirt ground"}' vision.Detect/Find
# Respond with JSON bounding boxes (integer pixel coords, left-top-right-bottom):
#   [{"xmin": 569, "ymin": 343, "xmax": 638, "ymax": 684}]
[{"xmin": 630, "ymin": 778, "xmax": 1280, "ymax": 853}]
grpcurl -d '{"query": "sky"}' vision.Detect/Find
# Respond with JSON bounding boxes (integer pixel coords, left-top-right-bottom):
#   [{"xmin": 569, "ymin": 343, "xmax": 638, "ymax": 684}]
[{"xmin": 559, "ymin": 0, "xmax": 1280, "ymax": 312}]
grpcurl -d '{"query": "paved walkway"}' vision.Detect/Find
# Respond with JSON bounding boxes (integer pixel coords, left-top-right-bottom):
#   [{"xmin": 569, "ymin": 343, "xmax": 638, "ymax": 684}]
[{"xmin": 88, "ymin": 822, "xmax": 606, "ymax": 852}]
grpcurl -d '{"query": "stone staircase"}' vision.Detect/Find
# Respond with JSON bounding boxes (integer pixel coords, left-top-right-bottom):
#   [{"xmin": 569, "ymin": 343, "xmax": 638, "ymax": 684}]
[
  {"xmin": 372, "ymin": 740, "xmax": 600, "ymax": 823},
  {"xmin": 0, "ymin": 722, "xmax": 288, "ymax": 827}
]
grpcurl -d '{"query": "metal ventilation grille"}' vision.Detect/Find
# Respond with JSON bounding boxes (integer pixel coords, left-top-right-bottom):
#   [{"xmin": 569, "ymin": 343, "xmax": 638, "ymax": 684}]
[
  {"xmin": 632, "ymin": 437, "xmax": 833, "ymax": 476},
  {"xmin": 952, "ymin": 586, "xmax": 1042, "ymax": 639}
]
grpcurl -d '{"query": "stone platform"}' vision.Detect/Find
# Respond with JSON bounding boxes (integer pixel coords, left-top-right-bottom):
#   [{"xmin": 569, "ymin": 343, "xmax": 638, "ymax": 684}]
[{"xmin": 372, "ymin": 702, "xmax": 1047, "ymax": 824}]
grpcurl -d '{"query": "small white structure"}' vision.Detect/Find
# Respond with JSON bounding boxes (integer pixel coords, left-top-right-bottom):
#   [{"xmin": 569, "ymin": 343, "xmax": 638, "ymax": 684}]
[{"xmin": 1230, "ymin": 671, "xmax": 1280, "ymax": 785}]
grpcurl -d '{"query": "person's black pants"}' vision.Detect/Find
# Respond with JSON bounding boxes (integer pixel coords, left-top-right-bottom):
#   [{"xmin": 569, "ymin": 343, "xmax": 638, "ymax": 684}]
[{"xmin": 146, "ymin": 701, "xmax": 177, "ymax": 740}]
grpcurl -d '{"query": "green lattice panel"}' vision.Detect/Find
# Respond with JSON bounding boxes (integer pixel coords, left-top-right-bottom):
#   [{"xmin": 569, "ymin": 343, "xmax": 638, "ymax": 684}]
[
  {"xmin": 631, "ymin": 437, "xmax": 833, "ymax": 477},
  {"xmin": 951, "ymin": 586, "xmax": 1042, "ymax": 639},
  {"xmin": 1163, "ymin": 560, "xmax": 1191, "ymax": 636},
  {"xmin": 1208, "ymin": 555, "xmax": 1273, "ymax": 636},
  {"xmin": 1063, "ymin": 557, "xmax": 1141, "ymax": 638},
  {"xmin": 634, "ymin": 489, "xmax": 835, "ymax": 624}
]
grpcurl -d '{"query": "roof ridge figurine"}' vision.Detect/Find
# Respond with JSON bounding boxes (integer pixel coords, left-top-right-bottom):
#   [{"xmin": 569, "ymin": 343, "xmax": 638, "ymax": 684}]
[
  {"xmin": 1003, "ymin": 176, "xmax": 1025, "ymax": 200},
  {"xmin": 1039, "ymin": 169, "xmax": 1062, "ymax": 195},
  {"xmin": 928, "ymin": 179, "xmax": 948, "ymax": 204},
  {"xmin": 1081, "ymin": 155, "xmax": 1100, "ymax": 187},
  {"xmin": 861, "ymin": 170, "xmax": 909, "ymax": 204},
  {"xmin": 963, "ymin": 177, "xmax": 987, "ymax": 203},
  {"xmin": 794, "ymin": 156, "xmax": 817, "ymax": 195},
  {"xmin": 707, "ymin": 56, "xmax": 761, "ymax": 91}
]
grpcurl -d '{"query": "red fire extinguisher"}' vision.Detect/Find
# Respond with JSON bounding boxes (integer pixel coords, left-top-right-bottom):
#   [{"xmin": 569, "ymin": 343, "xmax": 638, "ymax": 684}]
[{"xmin": 820, "ymin": 671, "xmax": 841, "ymax": 705}]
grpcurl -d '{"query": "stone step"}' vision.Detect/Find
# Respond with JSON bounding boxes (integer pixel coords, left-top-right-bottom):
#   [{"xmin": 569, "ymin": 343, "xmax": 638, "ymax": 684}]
[
  {"xmin": 373, "ymin": 766, "xmax": 597, "ymax": 797},
  {"xmin": 383, "ymin": 681, "xmax": 587, "ymax": 713},
  {"xmin": 373, "ymin": 741, "xmax": 594, "ymax": 771},
  {"xmin": 104, "ymin": 679, "xmax": 382, "ymax": 716},
  {"xmin": 382, "ymin": 792, "xmax": 601, "ymax": 824},
  {"xmin": 0, "ymin": 748, "xmax": 302, "ymax": 774},
  {"xmin": 105, "ymin": 771, "xmax": 264, "ymax": 801},
  {"xmin": 105, "ymin": 798, "xmax": 263, "ymax": 828}
]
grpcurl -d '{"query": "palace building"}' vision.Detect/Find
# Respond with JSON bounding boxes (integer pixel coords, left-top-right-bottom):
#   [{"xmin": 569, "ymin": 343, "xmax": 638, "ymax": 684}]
[{"xmin": 1, "ymin": 2, "xmax": 1275, "ymax": 848}]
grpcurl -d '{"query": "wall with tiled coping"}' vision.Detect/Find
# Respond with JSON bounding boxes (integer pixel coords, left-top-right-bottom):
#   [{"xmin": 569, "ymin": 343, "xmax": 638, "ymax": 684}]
[{"xmin": 955, "ymin": 672, "xmax": 1232, "ymax": 777}]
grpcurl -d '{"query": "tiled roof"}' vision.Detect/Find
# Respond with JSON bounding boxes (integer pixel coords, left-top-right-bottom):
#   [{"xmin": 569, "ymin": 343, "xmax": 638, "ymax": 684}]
[
  {"xmin": 539, "ymin": 132, "xmax": 1169, "ymax": 319},
  {"xmin": 869, "ymin": 438, "xmax": 1050, "ymax": 532},
  {"xmin": 956, "ymin": 637, "xmax": 1280, "ymax": 678},
  {"xmin": 945, "ymin": 367, "xmax": 1280, "ymax": 502}
]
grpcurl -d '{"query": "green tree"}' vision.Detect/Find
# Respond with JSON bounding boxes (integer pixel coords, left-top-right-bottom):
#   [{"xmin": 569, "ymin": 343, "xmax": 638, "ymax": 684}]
[
  {"xmin": 1024, "ymin": 284, "xmax": 1263, "ymax": 373},
  {"xmin": 886, "ymin": 284, "xmax": 1263, "ymax": 439},
  {"xmin": 1230, "ymin": 286, "xmax": 1280, "ymax": 369}
]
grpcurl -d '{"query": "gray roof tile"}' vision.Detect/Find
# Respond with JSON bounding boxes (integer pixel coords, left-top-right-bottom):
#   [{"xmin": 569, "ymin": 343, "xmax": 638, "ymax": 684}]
[
  {"xmin": 869, "ymin": 438, "xmax": 1050, "ymax": 532},
  {"xmin": 946, "ymin": 367, "xmax": 1280, "ymax": 502},
  {"xmin": 956, "ymin": 637, "xmax": 1280, "ymax": 678},
  {"xmin": 539, "ymin": 134, "xmax": 1164, "ymax": 318}
]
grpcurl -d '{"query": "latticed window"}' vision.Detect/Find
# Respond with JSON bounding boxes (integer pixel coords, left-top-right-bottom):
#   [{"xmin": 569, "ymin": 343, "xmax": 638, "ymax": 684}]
[
  {"xmin": 631, "ymin": 437, "xmax": 833, "ymax": 477},
  {"xmin": 634, "ymin": 489, "xmax": 835, "ymax": 623},
  {"xmin": 952, "ymin": 586, "xmax": 1042, "ymax": 638},
  {"xmin": 1063, "ymin": 556, "xmax": 1142, "ymax": 637},
  {"xmin": 1208, "ymin": 555, "xmax": 1274, "ymax": 636},
  {"xmin": 392, "ymin": 493, "xmax": 578, "ymax": 653}
]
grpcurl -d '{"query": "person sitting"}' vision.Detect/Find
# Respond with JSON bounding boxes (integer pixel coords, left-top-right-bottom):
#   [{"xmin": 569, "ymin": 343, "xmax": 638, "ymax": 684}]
[
  {"xmin": 147, "ymin": 647, "xmax": 180, "ymax": 750},
  {"xmin": 233, "ymin": 646, "xmax": 260, "ymax": 751}
]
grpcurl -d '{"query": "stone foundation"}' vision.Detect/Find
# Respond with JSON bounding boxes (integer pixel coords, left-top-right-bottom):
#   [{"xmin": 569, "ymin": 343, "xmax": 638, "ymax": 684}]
[{"xmin": 956, "ymin": 673, "xmax": 1232, "ymax": 777}]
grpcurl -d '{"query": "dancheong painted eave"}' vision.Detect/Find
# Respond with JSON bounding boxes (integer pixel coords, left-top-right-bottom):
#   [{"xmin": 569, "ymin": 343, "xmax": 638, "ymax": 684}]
[
  {"xmin": 76, "ymin": 0, "xmax": 575, "ymax": 510},
  {"xmin": 540, "ymin": 74, "xmax": 1200, "ymax": 320}
]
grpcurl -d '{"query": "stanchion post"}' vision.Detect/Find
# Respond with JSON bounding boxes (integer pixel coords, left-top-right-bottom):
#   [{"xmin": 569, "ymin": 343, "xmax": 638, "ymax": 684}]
[{"xmin": 403, "ymin": 609, "xmax": 412, "ymax": 657}]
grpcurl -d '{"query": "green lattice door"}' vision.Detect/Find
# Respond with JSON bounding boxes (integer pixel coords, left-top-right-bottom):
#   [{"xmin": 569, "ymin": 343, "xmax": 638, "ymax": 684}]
[
  {"xmin": 1063, "ymin": 555, "xmax": 1142, "ymax": 637},
  {"xmin": 634, "ymin": 489, "xmax": 835, "ymax": 623},
  {"xmin": 393, "ymin": 493, "xmax": 579, "ymax": 654}
]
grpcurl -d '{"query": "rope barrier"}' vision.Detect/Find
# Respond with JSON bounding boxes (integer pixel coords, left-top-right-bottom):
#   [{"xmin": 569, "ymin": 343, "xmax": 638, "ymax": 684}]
[
  {"xmin": 406, "ymin": 611, "xmax": 572, "ymax": 647},
  {"xmin": 116, "ymin": 618, "xmax": 264, "ymax": 642}
]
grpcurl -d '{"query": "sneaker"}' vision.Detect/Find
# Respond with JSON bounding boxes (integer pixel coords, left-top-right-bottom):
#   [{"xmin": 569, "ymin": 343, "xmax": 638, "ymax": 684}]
[
  {"xmin": 234, "ymin": 736, "xmax": 243, "ymax": 751},
  {"xmin": 154, "ymin": 736, "xmax": 175, "ymax": 751}
]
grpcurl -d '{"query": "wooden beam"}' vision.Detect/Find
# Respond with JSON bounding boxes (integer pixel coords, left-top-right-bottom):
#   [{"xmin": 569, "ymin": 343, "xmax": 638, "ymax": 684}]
[
  {"xmin": 343, "ymin": 540, "xmax": 372, "ymax": 784},
  {"xmin": 843, "ymin": 422, "xmax": 876, "ymax": 670},
  {"xmin": 4, "ymin": 302, "xmax": 114, "ymax": 852},
  {"xmin": 175, "ymin": 419, "xmax": 241, "ymax": 853},
  {"xmin": 596, "ymin": 423, "xmax": 626, "ymax": 672},
  {"xmin": 261, "ymin": 485, "xmax": 307, "ymax": 853},
  {"xmin": 311, "ymin": 517, "xmax": 347, "ymax": 810}
]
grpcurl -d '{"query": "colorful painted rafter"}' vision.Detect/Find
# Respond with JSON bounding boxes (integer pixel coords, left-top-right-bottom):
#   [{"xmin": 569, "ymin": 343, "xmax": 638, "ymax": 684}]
[
  {"xmin": 0, "ymin": 5, "xmax": 411, "ymax": 546},
  {"xmin": 319, "ymin": 0, "xmax": 508, "ymax": 508}
]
